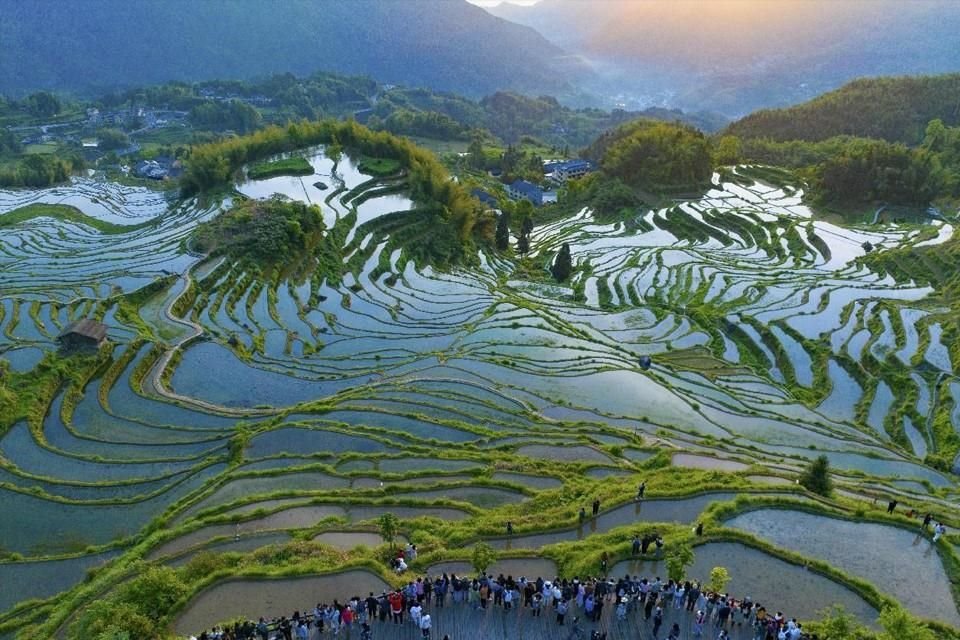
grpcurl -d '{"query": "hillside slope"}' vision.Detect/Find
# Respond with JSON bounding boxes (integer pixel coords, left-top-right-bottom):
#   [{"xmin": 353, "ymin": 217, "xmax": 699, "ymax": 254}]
[
  {"xmin": 724, "ymin": 74, "xmax": 960, "ymax": 144},
  {"xmin": 0, "ymin": 0, "xmax": 589, "ymax": 97}
]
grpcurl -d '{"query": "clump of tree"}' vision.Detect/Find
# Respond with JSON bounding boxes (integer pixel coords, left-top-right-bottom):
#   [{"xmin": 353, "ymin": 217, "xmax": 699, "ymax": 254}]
[
  {"xmin": 21, "ymin": 91, "xmax": 62, "ymax": 118},
  {"xmin": 70, "ymin": 565, "xmax": 188, "ymax": 640},
  {"xmin": 551, "ymin": 242, "xmax": 573, "ymax": 281},
  {"xmin": 725, "ymin": 74, "xmax": 960, "ymax": 145},
  {"xmin": 96, "ymin": 127, "xmax": 130, "ymax": 150},
  {"xmin": 191, "ymin": 196, "xmax": 325, "ymax": 265},
  {"xmin": 0, "ymin": 128, "xmax": 22, "ymax": 156},
  {"xmin": 812, "ymin": 138, "xmax": 942, "ymax": 207},
  {"xmin": 563, "ymin": 173, "xmax": 642, "ymax": 221},
  {"xmin": 807, "ymin": 604, "xmax": 942, "ymax": 640},
  {"xmin": 0, "ymin": 153, "xmax": 82, "ymax": 188},
  {"xmin": 379, "ymin": 108, "xmax": 468, "ymax": 140},
  {"xmin": 189, "ymin": 99, "xmax": 263, "ymax": 133},
  {"xmin": 586, "ymin": 119, "xmax": 714, "ymax": 193},
  {"xmin": 798, "ymin": 454, "xmax": 833, "ymax": 496}
]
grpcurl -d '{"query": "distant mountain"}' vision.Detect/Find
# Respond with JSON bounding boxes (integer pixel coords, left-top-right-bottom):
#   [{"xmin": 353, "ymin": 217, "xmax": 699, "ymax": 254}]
[
  {"xmin": 486, "ymin": 0, "xmax": 960, "ymax": 117},
  {"xmin": 0, "ymin": 0, "xmax": 590, "ymax": 98},
  {"xmin": 725, "ymin": 74, "xmax": 960, "ymax": 145}
]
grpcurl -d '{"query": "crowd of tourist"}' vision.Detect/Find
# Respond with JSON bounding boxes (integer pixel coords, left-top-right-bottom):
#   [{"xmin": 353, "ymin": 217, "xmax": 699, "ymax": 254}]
[
  {"xmin": 186, "ymin": 486, "xmax": 948, "ymax": 640},
  {"xmin": 187, "ymin": 568, "xmax": 828, "ymax": 640}
]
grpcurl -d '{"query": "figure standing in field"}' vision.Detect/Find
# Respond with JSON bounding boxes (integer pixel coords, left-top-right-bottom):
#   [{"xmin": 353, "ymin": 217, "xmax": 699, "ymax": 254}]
[
  {"xmin": 887, "ymin": 499, "xmax": 897, "ymax": 514},
  {"xmin": 592, "ymin": 498, "xmax": 601, "ymax": 516},
  {"xmin": 637, "ymin": 481, "xmax": 646, "ymax": 501}
]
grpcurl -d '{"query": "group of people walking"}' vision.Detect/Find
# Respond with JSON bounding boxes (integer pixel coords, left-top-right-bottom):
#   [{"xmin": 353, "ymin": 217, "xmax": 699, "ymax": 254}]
[{"xmin": 187, "ymin": 569, "xmax": 825, "ymax": 640}]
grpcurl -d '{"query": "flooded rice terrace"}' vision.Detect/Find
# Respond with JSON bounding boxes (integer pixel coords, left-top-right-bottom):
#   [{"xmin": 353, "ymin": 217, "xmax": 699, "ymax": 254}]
[{"xmin": 1, "ymin": 149, "xmax": 957, "ymax": 632}]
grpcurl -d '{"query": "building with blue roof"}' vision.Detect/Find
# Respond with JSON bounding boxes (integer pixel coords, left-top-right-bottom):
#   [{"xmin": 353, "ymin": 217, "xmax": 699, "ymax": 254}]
[{"xmin": 507, "ymin": 179, "xmax": 543, "ymax": 206}]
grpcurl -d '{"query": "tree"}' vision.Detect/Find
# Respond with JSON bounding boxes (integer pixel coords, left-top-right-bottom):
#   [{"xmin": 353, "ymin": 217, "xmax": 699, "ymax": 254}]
[
  {"xmin": 878, "ymin": 605, "xmax": 936, "ymax": 640},
  {"xmin": 377, "ymin": 512, "xmax": 400, "ymax": 549},
  {"xmin": 23, "ymin": 91, "xmax": 61, "ymax": 118},
  {"xmin": 714, "ymin": 135, "xmax": 742, "ymax": 165},
  {"xmin": 807, "ymin": 605, "xmax": 876, "ymax": 640},
  {"xmin": 468, "ymin": 136, "xmax": 485, "ymax": 170},
  {"xmin": 551, "ymin": 242, "xmax": 573, "ymax": 281},
  {"xmin": 520, "ymin": 214, "xmax": 534, "ymax": 237},
  {"xmin": 593, "ymin": 119, "xmax": 713, "ymax": 191},
  {"xmin": 708, "ymin": 566, "xmax": 730, "ymax": 594},
  {"xmin": 798, "ymin": 454, "xmax": 833, "ymax": 496},
  {"xmin": 471, "ymin": 541, "xmax": 496, "ymax": 575},
  {"xmin": 495, "ymin": 211, "xmax": 511, "ymax": 251},
  {"xmin": 516, "ymin": 232, "xmax": 530, "ymax": 256},
  {"xmin": 665, "ymin": 542, "xmax": 694, "ymax": 582},
  {"xmin": 96, "ymin": 128, "xmax": 130, "ymax": 151}
]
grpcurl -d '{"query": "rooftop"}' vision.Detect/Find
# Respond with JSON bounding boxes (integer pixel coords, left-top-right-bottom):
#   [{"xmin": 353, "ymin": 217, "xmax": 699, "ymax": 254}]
[{"xmin": 59, "ymin": 319, "xmax": 108, "ymax": 342}]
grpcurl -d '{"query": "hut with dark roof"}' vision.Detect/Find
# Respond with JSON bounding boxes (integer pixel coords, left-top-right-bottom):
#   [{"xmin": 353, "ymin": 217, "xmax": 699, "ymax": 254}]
[{"xmin": 58, "ymin": 319, "xmax": 108, "ymax": 351}]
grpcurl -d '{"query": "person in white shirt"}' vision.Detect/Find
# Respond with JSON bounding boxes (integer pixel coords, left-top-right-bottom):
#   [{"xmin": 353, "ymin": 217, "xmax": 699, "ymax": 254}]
[
  {"xmin": 410, "ymin": 602, "xmax": 423, "ymax": 628},
  {"xmin": 419, "ymin": 613, "xmax": 432, "ymax": 638}
]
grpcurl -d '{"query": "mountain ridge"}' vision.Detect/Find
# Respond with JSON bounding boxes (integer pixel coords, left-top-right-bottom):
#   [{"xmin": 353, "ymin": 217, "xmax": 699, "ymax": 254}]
[{"xmin": 0, "ymin": 0, "xmax": 591, "ymax": 98}]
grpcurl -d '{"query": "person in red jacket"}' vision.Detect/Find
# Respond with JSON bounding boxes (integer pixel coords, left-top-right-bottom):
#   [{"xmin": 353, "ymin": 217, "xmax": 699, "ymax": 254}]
[{"xmin": 389, "ymin": 590, "xmax": 404, "ymax": 624}]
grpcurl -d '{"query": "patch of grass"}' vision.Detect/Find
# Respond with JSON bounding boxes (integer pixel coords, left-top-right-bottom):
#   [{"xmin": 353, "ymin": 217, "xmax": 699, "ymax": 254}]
[
  {"xmin": 357, "ymin": 156, "xmax": 402, "ymax": 177},
  {"xmin": 247, "ymin": 157, "xmax": 313, "ymax": 180},
  {"xmin": 0, "ymin": 203, "xmax": 154, "ymax": 235}
]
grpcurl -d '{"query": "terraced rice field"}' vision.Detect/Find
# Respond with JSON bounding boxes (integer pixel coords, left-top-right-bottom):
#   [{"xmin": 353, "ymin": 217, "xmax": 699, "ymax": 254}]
[{"xmin": 1, "ymin": 149, "xmax": 958, "ymax": 636}]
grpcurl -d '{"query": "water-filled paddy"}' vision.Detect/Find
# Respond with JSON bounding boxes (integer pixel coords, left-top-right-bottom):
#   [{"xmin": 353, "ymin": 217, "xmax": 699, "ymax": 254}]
[
  {"xmin": 612, "ymin": 542, "xmax": 878, "ymax": 625},
  {"xmin": 725, "ymin": 509, "xmax": 960, "ymax": 625},
  {"xmin": 2, "ymin": 159, "xmax": 959, "ymax": 630},
  {"xmin": 173, "ymin": 570, "xmax": 391, "ymax": 635},
  {"xmin": 495, "ymin": 493, "xmax": 737, "ymax": 551}
]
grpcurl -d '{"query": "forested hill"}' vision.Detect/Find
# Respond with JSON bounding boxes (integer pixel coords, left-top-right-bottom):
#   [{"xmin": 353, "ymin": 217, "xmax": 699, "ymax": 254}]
[
  {"xmin": 724, "ymin": 74, "xmax": 960, "ymax": 145},
  {"xmin": 0, "ymin": 0, "xmax": 587, "ymax": 97}
]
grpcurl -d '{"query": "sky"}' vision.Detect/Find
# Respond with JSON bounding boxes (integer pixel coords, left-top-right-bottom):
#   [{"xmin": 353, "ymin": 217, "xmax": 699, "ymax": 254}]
[{"xmin": 467, "ymin": 0, "xmax": 540, "ymax": 6}]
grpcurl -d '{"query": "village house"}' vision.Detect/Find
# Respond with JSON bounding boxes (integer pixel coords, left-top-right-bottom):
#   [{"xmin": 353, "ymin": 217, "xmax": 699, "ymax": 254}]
[
  {"xmin": 58, "ymin": 319, "xmax": 108, "ymax": 351},
  {"xmin": 470, "ymin": 188, "xmax": 499, "ymax": 208},
  {"xmin": 545, "ymin": 159, "xmax": 594, "ymax": 184},
  {"xmin": 134, "ymin": 155, "xmax": 182, "ymax": 180},
  {"xmin": 507, "ymin": 179, "xmax": 543, "ymax": 207}
]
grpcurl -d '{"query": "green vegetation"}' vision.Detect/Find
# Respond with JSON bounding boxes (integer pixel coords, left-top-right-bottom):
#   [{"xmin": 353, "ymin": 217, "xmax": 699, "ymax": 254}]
[
  {"xmin": 0, "ymin": 203, "xmax": 152, "ymax": 234},
  {"xmin": 471, "ymin": 541, "xmax": 497, "ymax": 574},
  {"xmin": 191, "ymin": 197, "xmax": 324, "ymax": 267},
  {"xmin": 665, "ymin": 542, "xmax": 695, "ymax": 582},
  {"xmin": 551, "ymin": 242, "xmax": 573, "ymax": 282},
  {"xmin": 586, "ymin": 119, "xmax": 714, "ymax": 193},
  {"xmin": 181, "ymin": 119, "xmax": 489, "ymax": 265},
  {"xmin": 95, "ymin": 127, "xmax": 130, "ymax": 151},
  {"xmin": 0, "ymin": 153, "xmax": 83, "ymax": 188},
  {"xmin": 707, "ymin": 566, "xmax": 730, "ymax": 593},
  {"xmin": 356, "ymin": 156, "xmax": 402, "ymax": 177},
  {"xmin": 246, "ymin": 156, "xmax": 313, "ymax": 180},
  {"xmin": 377, "ymin": 512, "xmax": 400, "ymax": 549},
  {"xmin": 798, "ymin": 455, "xmax": 834, "ymax": 497},
  {"xmin": 190, "ymin": 100, "xmax": 263, "ymax": 134},
  {"xmin": 726, "ymin": 74, "xmax": 960, "ymax": 145},
  {"xmin": 809, "ymin": 605, "xmax": 942, "ymax": 640}
]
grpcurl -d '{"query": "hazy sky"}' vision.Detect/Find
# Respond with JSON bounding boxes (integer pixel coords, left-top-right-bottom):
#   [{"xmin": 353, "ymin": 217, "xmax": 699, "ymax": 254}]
[{"xmin": 467, "ymin": 0, "xmax": 540, "ymax": 6}]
